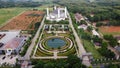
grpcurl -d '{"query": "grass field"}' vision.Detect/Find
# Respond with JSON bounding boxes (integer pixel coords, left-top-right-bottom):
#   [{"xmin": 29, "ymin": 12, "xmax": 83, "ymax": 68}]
[
  {"xmin": 35, "ymin": 4, "xmax": 60, "ymax": 10},
  {"xmin": 82, "ymin": 40, "xmax": 102, "ymax": 59},
  {"xmin": 0, "ymin": 7, "xmax": 31, "ymax": 26},
  {"xmin": 0, "ymin": 4, "xmax": 60, "ymax": 27},
  {"xmin": 0, "ymin": 10, "xmax": 45, "ymax": 30}
]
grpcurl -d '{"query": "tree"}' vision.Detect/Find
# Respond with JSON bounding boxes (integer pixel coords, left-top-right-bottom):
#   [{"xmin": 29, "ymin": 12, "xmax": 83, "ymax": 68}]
[
  {"xmin": 44, "ymin": 62, "xmax": 54, "ymax": 68},
  {"xmin": 101, "ymin": 41, "xmax": 108, "ymax": 48},
  {"xmin": 92, "ymin": 35, "xmax": 102, "ymax": 43},
  {"xmin": 96, "ymin": 22, "xmax": 103, "ymax": 27},
  {"xmin": 107, "ymin": 63, "xmax": 120, "ymax": 68},
  {"xmin": 104, "ymin": 35, "xmax": 114, "ymax": 41},
  {"xmin": 34, "ymin": 60, "xmax": 44, "ymax": 68},
  {"xmin": 67, "ymin": 55, "xmax": 82, "ymax": 68},
  {"xmin": 87, "ymin": 26, "xmax": 93, "ymax": 32},
  {"xmin": 109, "ymin": 39, "xmax": 118, "ymax": 47},
  {"xmin": 104, "ymin": 35, "xmax": 117, "ymax": 47}
]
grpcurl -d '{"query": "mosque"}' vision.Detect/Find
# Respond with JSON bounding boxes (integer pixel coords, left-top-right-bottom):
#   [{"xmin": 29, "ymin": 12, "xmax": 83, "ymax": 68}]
[{"xmin": 46, "ymin": 6, "xmax": 68, "ymax": 22}]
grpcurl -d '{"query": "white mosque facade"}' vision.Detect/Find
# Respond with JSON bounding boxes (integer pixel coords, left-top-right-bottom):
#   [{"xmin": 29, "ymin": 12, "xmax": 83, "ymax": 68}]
[{"xmin": 46, "ymin": 6, "xmax": 68, "ymax": 22}]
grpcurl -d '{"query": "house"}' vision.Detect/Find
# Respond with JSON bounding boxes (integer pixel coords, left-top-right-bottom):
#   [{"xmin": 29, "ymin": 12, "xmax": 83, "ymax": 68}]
[
  {"xmin": 75, "ymin": 13, "xmax": 84, "ymax": 23},
  {"xmin": 78, "ymin": 24, "xmax": 88, "ymax": 30}
]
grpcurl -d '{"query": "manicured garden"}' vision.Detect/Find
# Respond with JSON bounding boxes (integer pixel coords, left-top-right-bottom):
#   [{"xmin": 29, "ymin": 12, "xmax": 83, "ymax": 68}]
[
  {"xmin": 33, "ymin": 25, "xmax": 77, "ymax": 57},
  {"xmin": 35, "ymin": 47, "xmax": 53, "ymax": 57}
]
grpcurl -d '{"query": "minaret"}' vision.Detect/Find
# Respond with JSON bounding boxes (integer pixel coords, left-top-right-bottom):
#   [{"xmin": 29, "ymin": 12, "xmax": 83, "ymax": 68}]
[
  {"xmin": 65, "ymin": 7, "xmax": 67, "ymax": 18},
  {"xmin": 54, "ymin": 6, "xmax": 57, "ymax": 10},
  {"xmin": 46, "ymin": 8, "xmax": 49, "ymax": 17},
  {"xmin": 58, "ymin": 9, "xmax": 60, "ymax": 18}
]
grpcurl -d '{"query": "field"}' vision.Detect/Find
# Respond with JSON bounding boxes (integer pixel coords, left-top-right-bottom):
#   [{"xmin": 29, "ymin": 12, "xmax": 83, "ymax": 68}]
[
  {"xmin": 0, "ymin": 10, "xmax": 45, "ymax": 30},
  {"xmin": 0, "ymin": 8, "xmax": 31, "ymax": 27},
  {"xmin": 99, "ymin": 26, "xmax": 120, "ymax": 35},
  {"xmin": 82, "ymin": 40, "xmax": 102, "ymax": 59}
]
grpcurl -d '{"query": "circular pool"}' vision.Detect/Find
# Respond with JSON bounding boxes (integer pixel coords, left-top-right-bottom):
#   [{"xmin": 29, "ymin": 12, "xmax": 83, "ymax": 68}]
[{"xmin": 46, "ymin": 38, "xmax": 66, "ymax": 48}]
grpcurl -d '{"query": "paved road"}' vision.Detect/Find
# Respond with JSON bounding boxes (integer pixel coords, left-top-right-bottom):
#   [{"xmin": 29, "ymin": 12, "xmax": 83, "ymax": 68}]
[
  {"xmin": 67, "ymin": 12, "xmax": 91, "ymax": 66},
  {"xmin": 83, "ymin": 16, "xmax": 103, "ymax": 37},
  {"xmin": 108, "ymin": 46, "xmax": 120, "ymax": 59},
  {"xmin": 21, "ymin": 15, "xmax": 46, "ymax": 68},
  {"xmin": 24, "ymin": 15, "xmax": 46, "ymax": 60}
]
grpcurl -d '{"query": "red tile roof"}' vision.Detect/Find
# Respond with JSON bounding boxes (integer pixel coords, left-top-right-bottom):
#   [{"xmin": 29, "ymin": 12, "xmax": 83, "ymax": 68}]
[{"xmin": 75, "ymin": 13, "xmax": 83, "ymax": 22}]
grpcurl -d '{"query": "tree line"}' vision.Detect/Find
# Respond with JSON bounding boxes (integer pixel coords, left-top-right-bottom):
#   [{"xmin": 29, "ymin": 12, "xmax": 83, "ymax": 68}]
[
  {"xmin": 0, "ymin": 0, "xmax": 42, "ymax": 8},
  {"xmin": 32, "ymin": 55, "xmax": 87, "ymax": 68}
]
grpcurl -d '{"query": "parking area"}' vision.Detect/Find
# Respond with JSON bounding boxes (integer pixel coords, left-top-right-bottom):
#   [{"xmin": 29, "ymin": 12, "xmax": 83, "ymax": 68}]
[{"xmin": 0, "ymin": 55, "xmax": 18, "ymax": 65}]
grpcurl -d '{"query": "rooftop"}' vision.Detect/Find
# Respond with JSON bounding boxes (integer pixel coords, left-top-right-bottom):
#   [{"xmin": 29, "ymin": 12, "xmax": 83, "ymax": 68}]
[
  {"xmin": 2, "ymin": 37, "xmax": 25, "ymax": 50},
  {"xmin": 75, "ymin": 13, "xmax": 83, "ymax": 22},
  {"xmin": 0, "ymin": 31, "xmax": 20, "ymax": 44}
]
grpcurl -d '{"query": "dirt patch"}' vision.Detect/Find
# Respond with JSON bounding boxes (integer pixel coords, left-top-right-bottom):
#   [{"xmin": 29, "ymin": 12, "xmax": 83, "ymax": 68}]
[{"xmin": 100, "ymin": 26, "xmax": 120, "ymax": 33}]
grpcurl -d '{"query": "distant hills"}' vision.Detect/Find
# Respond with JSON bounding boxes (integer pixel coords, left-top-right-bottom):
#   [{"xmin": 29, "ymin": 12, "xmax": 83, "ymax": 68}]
[
  {"xmin": 0, "ymin": 0, "xmax": 120, "ymax": 3},
  {"xmin": 1, "ymin": 0, "xmax": 32, "ymax": 2}
]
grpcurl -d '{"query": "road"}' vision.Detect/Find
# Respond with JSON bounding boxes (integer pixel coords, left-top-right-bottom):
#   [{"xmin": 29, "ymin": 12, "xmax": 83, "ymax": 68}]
[
  {"xmin": 21, "ymin": 15, "xmax": 46, "ymax": 68},
  {"xmin": 67, "ymin": 12, "xmax": 91, "ymax": 66},
  {"xmin": 24, "ymin": 15, "xmax": 46, "ymax": 60},
  {"xmin": 83, "ymin": 16, "xmax": 102, "ymax": 37}
]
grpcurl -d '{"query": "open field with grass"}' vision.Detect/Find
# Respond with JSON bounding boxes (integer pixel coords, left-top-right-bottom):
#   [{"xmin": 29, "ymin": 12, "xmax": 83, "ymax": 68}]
[
  {"xmin": 0, "ymin": 10, "xmax": 45, "ymax": 30},
  {"xmin": 99, "ymin": 26, "xmax": 120, "ymax": 35},
  {"xmin": 35, "ymin": 4, "xmax": 59, "ymax": 10},
  {"xmin": 82, "ymin": 40, "xmax": 102, "ymax": 59},
  {"xmin": 0, "ymin": 7, "xmax": 32, "ymax": 27}
]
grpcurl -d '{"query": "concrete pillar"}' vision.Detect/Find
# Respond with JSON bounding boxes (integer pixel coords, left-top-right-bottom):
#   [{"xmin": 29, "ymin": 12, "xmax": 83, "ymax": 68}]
[
  {"xmin": 65, "ymin": 7, "xmax": 67, "ymax": 18},
  {"xmin": 58, "ymin": 9, "xmax": 60, "ymax": 18},
  {"xmin": 46, "ymin": 8, "xmax": 49, "ymax": 17}
]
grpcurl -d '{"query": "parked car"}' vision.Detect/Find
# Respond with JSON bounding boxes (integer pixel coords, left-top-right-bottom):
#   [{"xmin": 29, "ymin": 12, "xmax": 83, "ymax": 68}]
[{"xmin": 2, "ymin": 56, "xmax": 6, "ymax": 60}]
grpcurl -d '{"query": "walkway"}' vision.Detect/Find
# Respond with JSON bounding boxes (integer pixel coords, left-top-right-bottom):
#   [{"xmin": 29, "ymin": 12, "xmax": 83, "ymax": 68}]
[
  {"xmin": 23, "ymin": 16, "xmax": 46, "ymax": 60},
  {"xmin": 108, "ymin": 46, "xmax": 120, "ymax": 59},
  {"xmin": 20, "ymin": 16, "xmax": 46, "ymax": 68},
  {"xmin": 67, "ymin": 11, "xmax": 91, "ymax": 66}
]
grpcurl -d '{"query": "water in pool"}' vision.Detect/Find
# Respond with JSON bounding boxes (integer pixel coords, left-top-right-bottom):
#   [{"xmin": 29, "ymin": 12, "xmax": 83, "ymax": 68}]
[{"xmin": 47, "ymin": 38, "xmax": 66, "ymax": 48}]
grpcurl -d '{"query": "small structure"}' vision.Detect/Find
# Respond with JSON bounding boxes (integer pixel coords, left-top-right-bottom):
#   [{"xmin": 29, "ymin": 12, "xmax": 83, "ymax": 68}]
[
  {"xmin": 46, "ymin": 6, "xmax": 68, "ymax": 22},
  {"xmin": 115, "ymin": 36, "xmax": 120, "ymax": 45},
  {"xmin": 90, "ymin": 13, "xmax": 94, "ymax": 17},
  {"xmin": 92, "ymin": 30, "xmax": 100, "ymax": 37},
  {"xmin": 75, "ymin": 13, "xmax": 84, "ymax": 23},
  {"xmin": 78, "ymin": 24, "xmax": 88, "ymax": 30},
  {"xmin": 21, "ymin": 61, "xmax": 28, "ymax": 68},
  {"xmin": 81, "ymin": 52, "xmax": 93, "ymax": 62},
  {"xmin": 44, "ymin": 25, "xmax": 49, "ymax": 31},
  {"xmin": 94, "ymin": 42, "xmax": 101, "ymax": 46}
]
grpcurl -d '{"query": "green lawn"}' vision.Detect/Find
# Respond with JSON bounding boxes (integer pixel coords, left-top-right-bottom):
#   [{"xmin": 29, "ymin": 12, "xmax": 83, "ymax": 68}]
[
  {"xmin": 82, "ymin": 40, "xmax": 102, "ymax": 59},
  {"xmin": 35, "ymin": 4, "xmax": 60, "ymax": 10},
  {"xmin": 0, "ymin": 7, "xmax": 31, "ymax": 26},
  {"xmin": 100, "ymin": 31, "xmax": 120, "ymax": 36}
]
